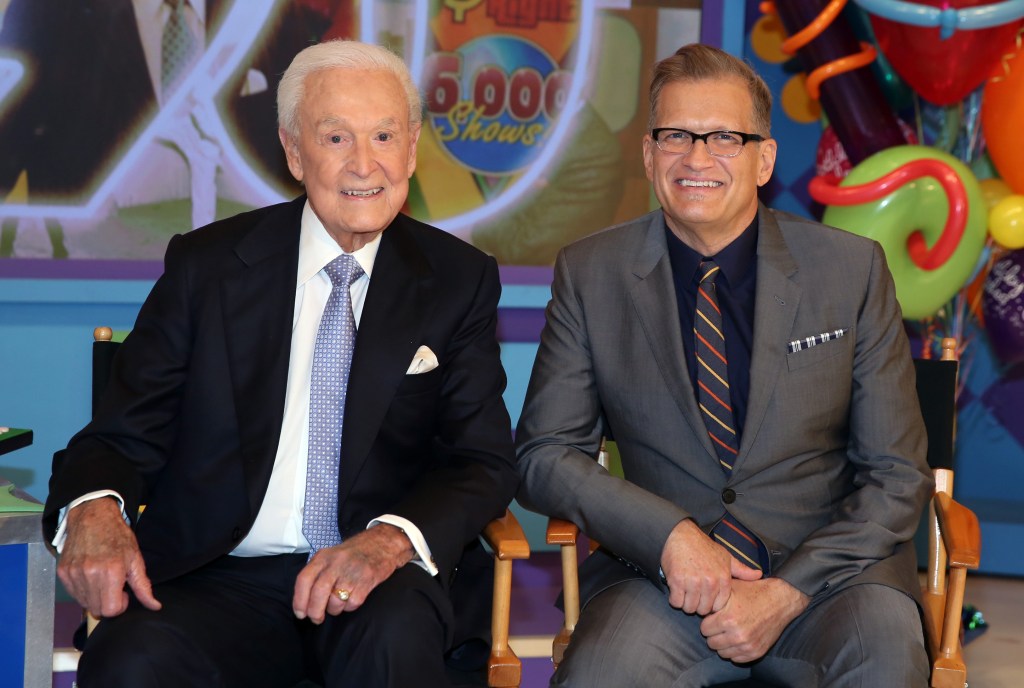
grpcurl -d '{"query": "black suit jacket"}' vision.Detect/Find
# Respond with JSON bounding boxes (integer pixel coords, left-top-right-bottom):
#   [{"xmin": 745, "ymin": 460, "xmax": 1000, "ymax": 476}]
[{"xmin": 44, "ymin": 197, "xmax": 518, "ymax": 598}]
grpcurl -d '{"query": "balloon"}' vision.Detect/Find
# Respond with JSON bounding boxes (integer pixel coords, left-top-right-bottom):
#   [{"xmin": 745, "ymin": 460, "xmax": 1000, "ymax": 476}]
[
  {"xmin": 869, "ymin": 0, "xmax": 1024, "ymax": 105},
  {"xmin": 983, "ymin": 250, "xmax": 1024, "ymax": 365},
  {"xmin": 989, "ymin": 195, "xmax": 1024, "ymax": 249},
  {"xmin": 844, "ymin": 3, "xmax": 916, "ymax": 111},
  {"xmin": 817, "ymin": 146, "xmax": 988, "ymax": 319},
  {"xmin": 982, "ymin": 44, "xmax": 1024, "ymax": 193},
  {"xmin": 979, "ymin": 177, "xmax": 1014, "ymax": 211},
  {"xmin": 855, "ymin": 0, "xmax": 1024, "ymax": 36},
  {"xmin": 772, "ymin": 0, "xmax": 907, "ymax": 165},
  {"xmin": 815, "ymin": 120, "xmax": 917, "ymax": 180}
]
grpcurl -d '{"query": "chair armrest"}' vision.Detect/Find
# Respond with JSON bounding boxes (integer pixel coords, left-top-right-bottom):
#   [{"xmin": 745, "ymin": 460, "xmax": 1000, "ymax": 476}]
[
  {"xmin": 546, "ymin": 518, "xmax": 579, "ymax": 546},
  {"xmin": 482, "ymin": 509, "xmax": 530, "ymax": 561},
  {"xmin": 934, "ymin": 492, "xmax": 981, "ymax": 569}
]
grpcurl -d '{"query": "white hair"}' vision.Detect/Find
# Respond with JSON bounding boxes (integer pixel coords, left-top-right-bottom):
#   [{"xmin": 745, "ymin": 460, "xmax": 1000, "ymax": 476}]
[{"xmin": 277, "ymin": 40, "xmax": 422, "ymax": 138}]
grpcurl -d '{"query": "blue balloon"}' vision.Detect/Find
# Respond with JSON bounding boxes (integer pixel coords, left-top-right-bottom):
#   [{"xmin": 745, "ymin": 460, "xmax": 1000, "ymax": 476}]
[{"xmin": 853, "ymin": 0, "xmax": 1024, "ymax": 40}]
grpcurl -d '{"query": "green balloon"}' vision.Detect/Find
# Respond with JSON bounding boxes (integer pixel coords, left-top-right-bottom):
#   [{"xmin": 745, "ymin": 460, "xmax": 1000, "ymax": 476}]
[{"xmin": 823, "ymin": 145, "xmax": 986, "ymax": 320}]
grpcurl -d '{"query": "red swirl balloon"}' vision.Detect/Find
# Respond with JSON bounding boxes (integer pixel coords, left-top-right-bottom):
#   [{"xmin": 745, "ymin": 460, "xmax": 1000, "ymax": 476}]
[{"xmin": 809, "ymin": 158, "xmax": 968, "ymax": 270}]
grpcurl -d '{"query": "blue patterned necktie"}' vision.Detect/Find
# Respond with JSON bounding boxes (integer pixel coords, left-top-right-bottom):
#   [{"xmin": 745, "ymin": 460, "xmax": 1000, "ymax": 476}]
[
  {"xmin": 303, "ymin": 254, "xmax": 364, "ymax": 555},
  {"xmin": 161, "ymin": 0, "xmax": 200, "ymax": 98},
  {"xmin": 694, "ymin": 260, "xmax": 769, "ymax": 572}
]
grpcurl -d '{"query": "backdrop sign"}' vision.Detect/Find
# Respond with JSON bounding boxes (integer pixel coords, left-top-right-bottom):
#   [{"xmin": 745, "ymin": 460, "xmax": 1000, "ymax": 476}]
[{"xmin": 0, "ymin": 0, "xmax": 699, "ymax": 271}]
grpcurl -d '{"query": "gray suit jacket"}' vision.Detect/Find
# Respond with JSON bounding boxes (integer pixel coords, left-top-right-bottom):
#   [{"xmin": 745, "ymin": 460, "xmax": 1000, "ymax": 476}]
[{"xmin": 516, "ymin": 205, "xmax": 932, "ymax": 606}]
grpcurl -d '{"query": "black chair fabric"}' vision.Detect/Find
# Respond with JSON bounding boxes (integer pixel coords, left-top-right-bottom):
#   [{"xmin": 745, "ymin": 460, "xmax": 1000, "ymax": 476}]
[{"xmin": 913, "ymin": 359, "xmax": 958, "ymax": 471}]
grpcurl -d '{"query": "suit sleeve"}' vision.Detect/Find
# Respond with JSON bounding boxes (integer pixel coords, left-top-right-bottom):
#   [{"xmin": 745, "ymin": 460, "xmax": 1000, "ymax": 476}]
[
  {"xmin": 384, "ymin": 256, "xmax": 520, "ymax": 580},
  {"xmin": 774, "ymin": 242, "xmax": 933, "ymax": 597},
  {"xmin": 43, "ymin": 235, "xmax": 194, "ymax": 539},
  {"xmin": 516, "ymin": 248, "xmax": 690, "ymax": 581}
]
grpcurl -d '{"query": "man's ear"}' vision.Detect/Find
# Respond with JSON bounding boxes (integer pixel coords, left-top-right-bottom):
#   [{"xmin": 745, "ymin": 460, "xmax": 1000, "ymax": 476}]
[
  {"xmin": 279, "ymin": 128, "xmax": 304, "ymax": 182},
  {"xmin": 757, "ymin": 137, "xmax": 777, "ymax": 187},
  {"xmin": 642, "ymin": 134, "xmax": 656, "ymax": 183},
  {"xmin": 407, "ymin": 123, "xmax": 422, "ymax": 178}
]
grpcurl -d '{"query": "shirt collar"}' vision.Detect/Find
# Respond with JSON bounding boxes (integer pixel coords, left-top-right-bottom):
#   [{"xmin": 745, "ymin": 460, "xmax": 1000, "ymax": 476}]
[{"xmin": 297, "ymin": 200, "xmax": 380, "ymax": 287}]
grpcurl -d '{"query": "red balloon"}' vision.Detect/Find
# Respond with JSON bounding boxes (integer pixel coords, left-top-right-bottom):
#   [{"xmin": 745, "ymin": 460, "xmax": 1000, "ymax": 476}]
[
  {"xmin": 809, "ymin": 156, "xmax": 970, "ymax": 270},
  {"xmin": 870, "ymin": 2, "xmax": 1023, "ymax": 105}
]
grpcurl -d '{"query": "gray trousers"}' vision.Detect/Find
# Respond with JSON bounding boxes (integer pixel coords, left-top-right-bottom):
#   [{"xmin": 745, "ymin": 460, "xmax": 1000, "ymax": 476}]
[{"xmin": 552, "ymin": 580, "xmax": 929, "ymax": 688}]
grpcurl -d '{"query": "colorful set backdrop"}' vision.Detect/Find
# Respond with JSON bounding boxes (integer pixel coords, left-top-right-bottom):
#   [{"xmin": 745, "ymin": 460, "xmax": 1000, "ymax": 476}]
[
  {"xmin": 0, "ymin": 0, "xmax": 705, "ymax": 269},
  {"xmin": 2, "ymin": 0, "xmax": 1023, "ymax": 569}
]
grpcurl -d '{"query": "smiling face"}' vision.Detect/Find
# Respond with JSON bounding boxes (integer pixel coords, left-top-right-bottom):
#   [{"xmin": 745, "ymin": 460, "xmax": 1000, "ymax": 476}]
[
  {"xmin": 642, "ymin": 76, "xmax": 776, "ymax": 254},
  {"xmin": 279, "ymin": 67, "xmax": 420, "ymax": 252}
]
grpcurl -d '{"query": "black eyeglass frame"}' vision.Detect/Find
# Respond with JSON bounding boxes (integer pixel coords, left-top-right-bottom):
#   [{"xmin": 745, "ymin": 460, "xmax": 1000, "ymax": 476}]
[{"xmin": 651, "ymin": 128, "xmax": 765, "ymax": 157}]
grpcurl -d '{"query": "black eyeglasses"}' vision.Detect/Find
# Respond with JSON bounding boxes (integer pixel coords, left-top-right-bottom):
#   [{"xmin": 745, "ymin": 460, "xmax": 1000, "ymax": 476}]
[{"xmin": 651, "ymin": 128, "xmax": 765, "ymax": 157}]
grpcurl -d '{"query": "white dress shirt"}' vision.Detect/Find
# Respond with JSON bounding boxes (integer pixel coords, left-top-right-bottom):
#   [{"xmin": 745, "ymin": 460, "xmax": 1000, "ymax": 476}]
[{"xmin": 55, "ymin": 201, "xmax": 437, "ymax": 575}]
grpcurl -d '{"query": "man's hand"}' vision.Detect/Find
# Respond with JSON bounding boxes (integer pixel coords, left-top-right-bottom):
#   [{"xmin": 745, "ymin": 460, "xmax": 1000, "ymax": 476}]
[
  {"xmin": 57, "ymin": 497, "xmax": 161, "ymax": 618},
  {"xmin": 699, "ymin": 577, "xmax": 810, "ymax": 663},
  {"xmin": 292, "ymin": 524, "xmax": 415, "ymax": 624},
  {"xmin": 660, "ymin": 519, "xmax": 762, "ymax": 615}
]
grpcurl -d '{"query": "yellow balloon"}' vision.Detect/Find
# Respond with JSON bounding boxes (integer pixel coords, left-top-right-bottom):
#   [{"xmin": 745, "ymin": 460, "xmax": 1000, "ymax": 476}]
[
  {"xmin": 989, "ymin": 194, "xmax": 1024, "ymax": 249},
  {"xmin": 980, "ymin": 178, "xmax": 1014, "ymax": 212}
]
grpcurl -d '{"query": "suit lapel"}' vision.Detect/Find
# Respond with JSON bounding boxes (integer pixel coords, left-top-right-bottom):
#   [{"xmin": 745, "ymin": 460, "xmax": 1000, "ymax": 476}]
[
  {"xmin": 221, "ymin": 198, "xmax": 303, "ymax": 516},
  {"xmin": 339, "ymin": 216, "xmax": 434, "ymax": 504},
  {"xmin": 627, "ymin": 214, "xmax": 719, "ymax": 463},
  {"xmin": 736, "ymin": 207, "xmax": 801, "ymax": 468}
]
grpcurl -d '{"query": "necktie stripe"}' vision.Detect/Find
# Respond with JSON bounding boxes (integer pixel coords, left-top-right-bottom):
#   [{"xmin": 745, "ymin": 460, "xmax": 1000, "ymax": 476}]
[
  {"xmin": 698, "ymin": 287, "xmax": 722, "ymax": 315},
  {"xmin": 697, "ymin": 357, "xmax": 729, "ymax": 388},
  {"xmin": 695, "ymin": 330, "xmax": 728, "ymax": 364},
  {"xmin": 698, "ymin": 404, "xmax": 736, "ymax": 435},
  {"xmin": 721, "ymin": 515, "xmax": 760, "ymax": 547},
  {"xmin": 714, "ymin": 532, "xmax": 763, "ymax": 570},
  {"xmin": 709, "ymin": 432, "xmax": 739, "ymax": 456},
  {"xmin": 697, "ymin": 380, "xmax": 732, "ymax": 412}
]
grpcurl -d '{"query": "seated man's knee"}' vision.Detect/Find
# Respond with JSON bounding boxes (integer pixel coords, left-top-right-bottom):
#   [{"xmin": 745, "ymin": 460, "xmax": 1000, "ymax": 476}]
[
  {"xmin": 317, "ymin": 565, "xmax": 452, "ymax": 683},
  {"xmin": 78, "ymin": 614, "xmax": 203, "ymax": 688},
  {"xmin": 810, "ymin": 584, "xmax": 929, "ymax": 686}
]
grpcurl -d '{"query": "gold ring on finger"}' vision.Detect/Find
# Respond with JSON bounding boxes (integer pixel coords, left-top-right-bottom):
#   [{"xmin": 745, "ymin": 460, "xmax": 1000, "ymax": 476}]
[{"xmin": 335, "ymin": 588, "xmax": 351, "ymax": 602}]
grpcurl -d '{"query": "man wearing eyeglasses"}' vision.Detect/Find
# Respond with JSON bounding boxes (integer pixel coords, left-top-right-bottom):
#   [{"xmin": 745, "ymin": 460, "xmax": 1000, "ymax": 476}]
[{"xmin": 516, "ymin": 44, "xmax": 931, "ymax": 686}]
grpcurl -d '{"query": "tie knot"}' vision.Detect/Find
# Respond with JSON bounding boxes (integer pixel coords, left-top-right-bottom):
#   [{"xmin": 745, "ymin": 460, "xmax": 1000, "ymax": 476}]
[
  {"xmin": 323, "ymin": 254, "xmax": 364, "ymax": 288},
  {"xmin": 699, "ymin": 260, "xmax": 720, "ymax": 285}
]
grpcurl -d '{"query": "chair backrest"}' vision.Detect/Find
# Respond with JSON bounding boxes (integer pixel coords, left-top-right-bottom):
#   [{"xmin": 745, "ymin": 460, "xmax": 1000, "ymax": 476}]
[
  {"xmin": 91, "ymin": 327, "xmax": 123, "ymax": 415},
  {"xmin": 913, "ymin": 338, "xmax": 958, "ymax": 471}
]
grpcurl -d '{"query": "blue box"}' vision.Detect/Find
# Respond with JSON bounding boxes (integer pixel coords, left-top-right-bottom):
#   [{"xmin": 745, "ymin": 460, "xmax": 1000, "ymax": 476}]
[{"xmin": 0, "ymin": 511, "xmax": 55, "ymax": 688}]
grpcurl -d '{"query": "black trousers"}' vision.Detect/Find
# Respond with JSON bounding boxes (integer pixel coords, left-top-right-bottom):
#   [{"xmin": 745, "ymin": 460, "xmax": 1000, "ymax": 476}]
[{"xmin": 78, "ymin": 553, "xmax": 455, "ymax": 688}]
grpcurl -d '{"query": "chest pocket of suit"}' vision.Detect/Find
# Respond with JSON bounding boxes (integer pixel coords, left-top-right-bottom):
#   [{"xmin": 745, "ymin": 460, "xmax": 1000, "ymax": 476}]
[
  {"xmin": 394, "ymin": 366, "xmax": 442, "ymax": 396},
  {"xmin": 785, "ymin": 329, "xmax": 854, "ymax": 372},
  {"xmin": 782, "ymin": 330, "xmax": 854, "ymax": 435}
]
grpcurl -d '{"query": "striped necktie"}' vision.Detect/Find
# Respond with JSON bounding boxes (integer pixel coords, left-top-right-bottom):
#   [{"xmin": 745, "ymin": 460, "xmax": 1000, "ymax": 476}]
[
  {"xmin": 303, "ymin": 254, "xmax": 364, "ymax": 556},
  {"xmin": 694, "ymin": 259, "xmax": 768, "ymax": 573}
]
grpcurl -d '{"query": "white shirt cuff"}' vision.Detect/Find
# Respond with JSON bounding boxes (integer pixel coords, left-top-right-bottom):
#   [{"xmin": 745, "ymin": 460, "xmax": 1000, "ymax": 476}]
[
  {"xmin": 51, "ymin": 490, "xmax": 129, "ymax": 553},
  {"xmin": 367, "ymin": 514, "xmax": 439, "ymax": 577}
]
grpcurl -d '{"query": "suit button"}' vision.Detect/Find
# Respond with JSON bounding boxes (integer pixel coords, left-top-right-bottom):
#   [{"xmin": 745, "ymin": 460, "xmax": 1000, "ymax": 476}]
[
  {"xmin": 722, "ymin": 489, "xmax": 736, "ymax": 504},
  {"xmin": 231, "ymin": 527, "xmax": 242, "ymax": 541}
]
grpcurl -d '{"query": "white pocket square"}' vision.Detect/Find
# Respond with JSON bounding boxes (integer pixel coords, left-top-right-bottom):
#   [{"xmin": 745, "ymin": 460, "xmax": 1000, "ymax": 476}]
[{"xmin": 406, "ymin": 345, "xmax": 438, "ymax": 374}]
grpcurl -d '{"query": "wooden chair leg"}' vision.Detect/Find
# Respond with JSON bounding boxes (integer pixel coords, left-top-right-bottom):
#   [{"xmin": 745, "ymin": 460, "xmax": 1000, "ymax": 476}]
[{"xmin": 487, "ymin": 557, "xmax": 521, "ymax": 687}]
